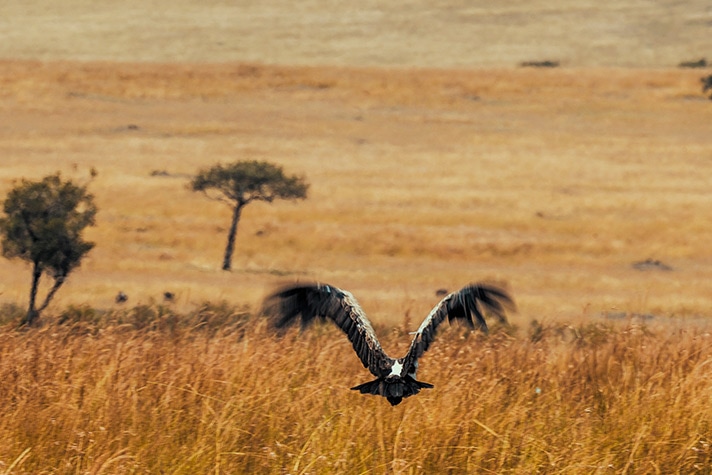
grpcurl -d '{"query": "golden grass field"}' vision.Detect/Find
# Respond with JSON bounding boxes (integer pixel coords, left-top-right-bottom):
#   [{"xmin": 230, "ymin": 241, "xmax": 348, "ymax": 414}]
[
  {"xmin": 2, "ymin": 0, "xmax": 712, "ymax": 473},
  {"xmin": 1, "ymin": 310, "xmax": 712, "ymax": 474}
]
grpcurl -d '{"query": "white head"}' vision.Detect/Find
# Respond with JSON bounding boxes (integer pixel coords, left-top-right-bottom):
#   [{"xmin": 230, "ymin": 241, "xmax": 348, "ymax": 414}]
[{"xmin": 388, "ymin": 360, "xmax": 404, "ymax": 378}]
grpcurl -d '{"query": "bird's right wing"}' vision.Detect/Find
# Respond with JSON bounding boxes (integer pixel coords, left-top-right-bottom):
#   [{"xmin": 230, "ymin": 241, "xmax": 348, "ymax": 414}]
[
  {"xmin": 403, "ymin": 283, "xmax": 515, "ymax": 368},
  {"xmin": 262, "ymin": 282, "xmax": 390, "ymax": 377}
]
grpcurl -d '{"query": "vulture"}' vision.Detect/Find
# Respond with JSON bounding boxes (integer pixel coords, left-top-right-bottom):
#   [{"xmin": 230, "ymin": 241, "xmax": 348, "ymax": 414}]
[{"xmin": 262, "ymin": 282, "xmax": 515, "ymax": 406}]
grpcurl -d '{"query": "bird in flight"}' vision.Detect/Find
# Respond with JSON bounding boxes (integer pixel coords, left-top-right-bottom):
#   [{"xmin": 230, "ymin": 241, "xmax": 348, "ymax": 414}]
[{"xmin": 262, "ymin": 282, "xmax": 515, "ymax": 406}]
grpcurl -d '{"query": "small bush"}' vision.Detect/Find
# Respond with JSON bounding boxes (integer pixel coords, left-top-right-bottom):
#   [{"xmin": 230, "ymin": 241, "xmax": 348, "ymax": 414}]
[
  {"xmin": 57, "ymin": 304, "xmax": 105, "ymax": 326},
  {"xmin": 190, "ymin": 300, "xmax": 252, "ymax": 335},
  {"xmin": 0, "ymin": 302, "xmax": 25, "ymax": 326}
]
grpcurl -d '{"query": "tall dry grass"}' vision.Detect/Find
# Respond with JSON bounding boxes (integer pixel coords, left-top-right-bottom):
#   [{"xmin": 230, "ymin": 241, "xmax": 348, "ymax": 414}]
[{"xmin": 1, "ymin": 305, "xmax": 711, "ymax": 474}]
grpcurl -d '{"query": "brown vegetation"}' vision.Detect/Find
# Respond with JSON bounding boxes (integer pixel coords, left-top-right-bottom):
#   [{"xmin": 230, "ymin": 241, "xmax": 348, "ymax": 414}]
[{"xmin": 1, "ymin": 309, "xmax": 711, "ymax": 473}]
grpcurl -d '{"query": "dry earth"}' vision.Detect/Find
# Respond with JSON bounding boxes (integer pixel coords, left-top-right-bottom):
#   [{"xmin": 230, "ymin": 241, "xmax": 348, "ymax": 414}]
[
  {"xmin": 1, "ymin": 0, "xmax": 711, "ymax": 67},
  {"xmin": 0, "ymin": 1, "xmax": 711, "ymax": 327}
]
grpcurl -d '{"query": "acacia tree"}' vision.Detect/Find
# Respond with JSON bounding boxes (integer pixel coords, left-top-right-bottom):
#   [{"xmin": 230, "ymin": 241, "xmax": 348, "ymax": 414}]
[
  {"xmin": 0, "ymin": 174, "xmax": 96, "ymax": 325},
  {"xmin": 191, "ymin": 160, "xmax": 309, "ymax": 271}
]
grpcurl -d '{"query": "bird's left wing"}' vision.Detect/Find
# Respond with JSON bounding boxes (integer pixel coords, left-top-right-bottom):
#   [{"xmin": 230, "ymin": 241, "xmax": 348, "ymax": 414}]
[
  {"xmin": 262, "ymin": 282, "xmax": 390, "ymax": 377},
  {"xmin": 403, "ymin": 283, "xmax": 515, "ymax": 368}
]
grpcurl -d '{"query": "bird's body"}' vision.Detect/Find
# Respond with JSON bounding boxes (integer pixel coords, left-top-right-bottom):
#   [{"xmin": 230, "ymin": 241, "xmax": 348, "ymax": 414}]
[{"xmin": 262, "ymin": 282, "xmax": 515, "ymax": 405}]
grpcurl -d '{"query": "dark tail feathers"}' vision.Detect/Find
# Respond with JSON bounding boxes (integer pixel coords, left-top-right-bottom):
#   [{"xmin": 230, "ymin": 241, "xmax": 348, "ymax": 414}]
[{"xmin": 351, "ymin": 376, "xmax": 434, "ymax": 406}]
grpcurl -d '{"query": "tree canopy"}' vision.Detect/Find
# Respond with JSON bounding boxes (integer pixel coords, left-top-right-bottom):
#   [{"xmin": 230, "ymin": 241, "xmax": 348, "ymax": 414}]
[{"xmin": 191, "ymin": 160, "xmax": 309, "ymax": 206}]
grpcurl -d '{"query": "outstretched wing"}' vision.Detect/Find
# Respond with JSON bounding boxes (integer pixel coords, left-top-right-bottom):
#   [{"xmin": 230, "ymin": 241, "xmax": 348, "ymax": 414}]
[
  {"xmin": 403, "ymin": 283, "xmax": 515, "ymax": 369},
  {"xmin": 262, "ymin": 282, "xmax": 390, "ymax": 378}
]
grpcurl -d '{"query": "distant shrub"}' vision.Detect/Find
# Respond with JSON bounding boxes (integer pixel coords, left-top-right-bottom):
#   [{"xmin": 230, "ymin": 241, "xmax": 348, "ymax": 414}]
[
  {"xmin": 519, "ymin": 60, "xmax": 559, "ymax": 68},
  {"xmin": 108, "ymin": 301, "xmax": 252, "ymax": 334},
  {"xmin": 528, "ymin": 319, "xmax": 616, "ymax": 346},
  {"xmin": 679, "ymin": 58, "xmax": 707, "ymax": 68},
  {"xmin": 0, "ymin": 302, "xmax": 25, "ymax": 326},
  {"xmin": 57, "ymin": 304, "xmax": 105, "ymax": 326},
  {"xmin": 126, "ymin": 304, "xmax": 160, "ymax": 330},
  {"xmin": 190, "ymin": 300, "xmax": 251, "ymax": 335},
  {"xmin": 0, "ymin": 301, "xmax": 254, "ymax": 336}
]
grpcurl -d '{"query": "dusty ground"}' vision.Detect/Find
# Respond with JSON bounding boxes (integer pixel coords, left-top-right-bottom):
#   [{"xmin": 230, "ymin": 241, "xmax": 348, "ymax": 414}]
[
  {"xmin": 1, "ymin": 60, "xmax": 710, "ymax": 328},
  {"xmin": 1, "ymin": 0, "xmax": 711, "ymax": 67},
  {"xmin": 0, "ymin": 1, "xmax": 711, "ymax": 327}
]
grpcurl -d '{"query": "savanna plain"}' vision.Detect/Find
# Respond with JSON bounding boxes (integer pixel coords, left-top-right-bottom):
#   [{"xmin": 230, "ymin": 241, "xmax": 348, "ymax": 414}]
[{"xmin": 2, "ymin": 2, "xmax": 712, "ymax": 473}]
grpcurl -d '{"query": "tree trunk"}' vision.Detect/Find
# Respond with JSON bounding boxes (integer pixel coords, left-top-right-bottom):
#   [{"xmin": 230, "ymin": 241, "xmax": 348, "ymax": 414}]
[
  {"xmin": 222, "ymin": 203, "xmax": 243, "ymax": 271},
  {"xmin": 23, "ymin": 263, "xmax": 42, "ymax": 326},
  {"xmin": 37, "ymin": 275, "xmax": 65, "ymax": 315}
]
